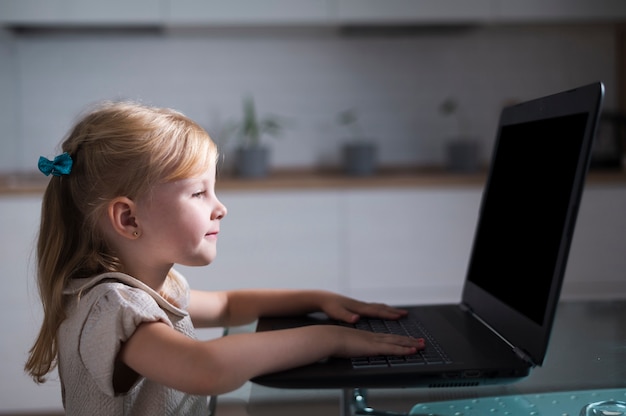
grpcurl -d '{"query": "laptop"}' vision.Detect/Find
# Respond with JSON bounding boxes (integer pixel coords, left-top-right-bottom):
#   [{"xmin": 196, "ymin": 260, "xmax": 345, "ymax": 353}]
[{"xmin": 252, "ymin": 82, "xmax": 605, "ymax": 389}]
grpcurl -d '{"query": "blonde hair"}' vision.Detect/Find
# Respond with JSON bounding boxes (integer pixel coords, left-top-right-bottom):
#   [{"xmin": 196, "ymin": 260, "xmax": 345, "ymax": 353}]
[{"xmin": 25, "ymin": 101, "xmax": 218, "ymax": 383}]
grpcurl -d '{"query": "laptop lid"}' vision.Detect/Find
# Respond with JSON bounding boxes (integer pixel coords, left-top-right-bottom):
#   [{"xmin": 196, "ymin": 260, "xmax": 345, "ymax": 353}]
[{"xmin": 461, "ymin": 81, "xmax": 604, "ymax": 366}]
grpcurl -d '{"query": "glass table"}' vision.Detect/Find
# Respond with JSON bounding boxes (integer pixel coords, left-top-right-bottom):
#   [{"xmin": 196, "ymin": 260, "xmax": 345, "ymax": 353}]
[{"xmin": 245, "ymin": 299, "xmax": 626, "ymax": 416}]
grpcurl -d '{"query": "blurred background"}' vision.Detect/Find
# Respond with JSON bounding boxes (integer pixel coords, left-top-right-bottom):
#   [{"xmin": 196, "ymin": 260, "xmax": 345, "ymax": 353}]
[
  {"xmin": 1, "ymin": 1, "xmax": 626, "ymax": 413},
  {"xmin": 1, "ymin": 1, "xmax": 624, "ymax": 172}
]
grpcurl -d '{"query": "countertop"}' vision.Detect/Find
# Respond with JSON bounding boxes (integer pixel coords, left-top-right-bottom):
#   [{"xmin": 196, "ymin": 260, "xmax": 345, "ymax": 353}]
[{"xmin": 1, "ymin": 167, "xmax": 626, "ymax": 195}]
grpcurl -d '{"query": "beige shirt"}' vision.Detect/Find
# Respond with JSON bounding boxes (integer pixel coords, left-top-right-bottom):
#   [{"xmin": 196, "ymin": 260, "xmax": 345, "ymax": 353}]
[{"xmin": 58, "ymin": 271, "xmax": 209, "ymax": 416}]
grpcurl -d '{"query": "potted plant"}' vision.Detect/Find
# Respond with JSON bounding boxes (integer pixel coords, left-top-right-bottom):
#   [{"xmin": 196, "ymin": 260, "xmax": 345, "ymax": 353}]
[
  {"xmin": 439, "ymin": 97, "xmax": 480, "ymax": 173},
  {"xmin": 222, "ymin": 95, "xmax": 286, "ymax": 178},
  {"xmin": 337, "ymin": 109, "xmax": 378, "ymax": 176}
]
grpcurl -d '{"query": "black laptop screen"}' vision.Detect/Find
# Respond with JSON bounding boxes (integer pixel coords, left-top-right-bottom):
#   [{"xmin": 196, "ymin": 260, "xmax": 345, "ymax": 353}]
[{"xmin": 466, "ymin": 112, "xmax": 589, "ymax": 326}]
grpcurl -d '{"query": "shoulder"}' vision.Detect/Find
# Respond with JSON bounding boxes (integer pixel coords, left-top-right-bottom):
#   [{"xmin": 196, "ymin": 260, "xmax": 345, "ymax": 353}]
[
  {"xmin": 89, "ymin": 281, "xmax": 162, "ymax": 315},
  {"xmin": 64, "ymin": 274, "xmax": 176, "ymax": 339},
  {"xmin": 78, "ymin": 281, "xmax": 171, "ymax": 341},
  {"xmin": 67, "ymin": 271, "xmax": 190, "ymax": 316}
]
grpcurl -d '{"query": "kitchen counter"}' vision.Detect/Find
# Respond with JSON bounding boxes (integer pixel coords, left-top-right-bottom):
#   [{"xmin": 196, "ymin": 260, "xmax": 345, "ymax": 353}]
[{"xmin": 2, "ymin": 167, "xmax": 626, "ymax": 195}]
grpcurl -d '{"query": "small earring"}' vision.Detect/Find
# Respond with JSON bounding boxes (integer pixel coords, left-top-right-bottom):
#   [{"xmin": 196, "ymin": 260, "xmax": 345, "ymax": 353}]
[{"xmin": 132, "ymin": 231, "xmax": 139, "ymax": 237}]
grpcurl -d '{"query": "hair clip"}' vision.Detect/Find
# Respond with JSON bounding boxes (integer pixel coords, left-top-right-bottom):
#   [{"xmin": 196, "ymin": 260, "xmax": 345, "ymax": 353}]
[{"xmin": 38, "ymin": 152, "xmax": 73, "ymax": 177}]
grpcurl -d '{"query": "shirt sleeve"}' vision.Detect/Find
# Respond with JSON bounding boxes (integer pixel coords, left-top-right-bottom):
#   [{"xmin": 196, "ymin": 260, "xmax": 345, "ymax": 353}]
[{"xmin": 78, "ymin": 283, "xmax": 171, "ymax": 396}]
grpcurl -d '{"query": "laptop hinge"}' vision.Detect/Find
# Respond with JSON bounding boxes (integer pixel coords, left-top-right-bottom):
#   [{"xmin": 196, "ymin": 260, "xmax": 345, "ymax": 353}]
[{"xmin": 460, "ymin": 303, "xmax": 538, "ymax": 367}]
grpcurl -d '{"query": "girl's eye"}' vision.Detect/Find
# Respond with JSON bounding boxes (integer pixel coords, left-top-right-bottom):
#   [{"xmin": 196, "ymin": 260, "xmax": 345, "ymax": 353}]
[{"xmin": 192, "ymin": 190, "xmax": 207, "ymax": 198}]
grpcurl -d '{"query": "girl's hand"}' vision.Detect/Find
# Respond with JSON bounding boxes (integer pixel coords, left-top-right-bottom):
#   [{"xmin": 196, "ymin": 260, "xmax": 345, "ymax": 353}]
[
  {"xmin": 319, "ymin": 292, "xmax": 408, "ymax": 324},
  {"xmin": 327, "ymin": 325, "xmax": 425, "ymax": 358}
]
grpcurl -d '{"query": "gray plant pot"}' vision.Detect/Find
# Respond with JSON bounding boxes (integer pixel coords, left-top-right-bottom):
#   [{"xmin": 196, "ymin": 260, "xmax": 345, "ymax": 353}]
[
  {"xmin": 342, "ymin": 142, "xmax": 377, "ymax": 176},
  {"xmin": 235, "ymin": 146, "xmax": 270, "ymax": 178},
  {"xmin": 446, "ymin": 138, "xmax": 480, "ymax": 173}
]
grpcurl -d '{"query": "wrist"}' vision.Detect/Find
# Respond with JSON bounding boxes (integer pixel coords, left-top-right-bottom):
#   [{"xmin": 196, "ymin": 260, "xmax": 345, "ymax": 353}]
[
  {"xmin": 313, "ymin": 289, "xmax": 333, "ymax": 306},
  {"xmin": 305, "ymin": 324, "xmax": 345, "ymax": 357}
]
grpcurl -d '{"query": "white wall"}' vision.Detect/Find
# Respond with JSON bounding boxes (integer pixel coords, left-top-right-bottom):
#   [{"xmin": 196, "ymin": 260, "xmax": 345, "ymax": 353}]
[
  {"xmin": 0, "ymin": 29, "xmax": 19, "ymax": 171},
  {"xmin": 0, "ymin": 23, "xmax": 618, "ymax": 173}
]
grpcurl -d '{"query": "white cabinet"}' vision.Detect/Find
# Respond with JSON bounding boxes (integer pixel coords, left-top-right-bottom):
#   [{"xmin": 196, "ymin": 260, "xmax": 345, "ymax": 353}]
[
  {"xmin": 179, "ymin": 189, "xmax": 345, "ymax": 292},
  {"xmin": 335, "ymin": 0, "xmax": 496, "ymax": 24},
  {"xmin": 176, "ymin": 187, "xmax": 485, "ymax": 302},
  {"xmin": 167, "ymin": 0, "xmax": 333, "ymax": 25},
  {"xmin": 495, "ymin": 0, "xmax": 626, "ymax": 22},
  {"xmin": 176, "ymin": 184, "xmax": 626, "ymax": 304},
  {"xmin": 560, "ymin": 185, "xmax": 626, "ymax": 298},
  {"xmin": 343, "ymin": 184, "xmax": 626, "ymax": 304},
  {"xmin": 0, "ymin": 0, "xmax": 165, "ymax": 26},
  {"xmin": 336, "ymin": 0, "xmax": 626, "ymax": 24},
  {"xmin": 344, "ymin": 188, "xmax": 482, "ymax": 304},
  {"xmin": 2, "ymin": 0, "xmax": 625, "ymax": 27},
  {"xmin": 0, "ymin": 195, "xmax": 62, "ymax": 411}
]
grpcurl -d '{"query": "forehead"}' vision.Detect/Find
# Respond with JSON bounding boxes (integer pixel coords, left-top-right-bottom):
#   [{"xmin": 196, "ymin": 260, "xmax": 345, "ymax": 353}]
[
  {"xmin": 167, "ymin": 163, "xmax": 215, "ymax": 186},
  {"xmin": 144, "ymin": 164, "xmax": 216, "ymax": 199}
]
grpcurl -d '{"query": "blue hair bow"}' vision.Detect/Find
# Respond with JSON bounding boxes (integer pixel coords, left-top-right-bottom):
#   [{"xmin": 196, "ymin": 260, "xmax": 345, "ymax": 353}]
[{"xmin": 38, "ymin": 152, "xmax": 73, "ymax": 177}]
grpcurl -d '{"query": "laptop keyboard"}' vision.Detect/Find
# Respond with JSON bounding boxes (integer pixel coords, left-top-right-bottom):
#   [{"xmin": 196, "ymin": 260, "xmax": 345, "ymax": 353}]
[{"xmin": 345, "ymin": 316, "xmax": 452, "ymax": 369}]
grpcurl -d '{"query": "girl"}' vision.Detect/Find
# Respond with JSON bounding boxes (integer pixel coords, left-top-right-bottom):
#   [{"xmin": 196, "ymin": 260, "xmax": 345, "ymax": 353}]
[{"xmin": 24, "ymin": 101, "xmax": 424, "ymax": 415}]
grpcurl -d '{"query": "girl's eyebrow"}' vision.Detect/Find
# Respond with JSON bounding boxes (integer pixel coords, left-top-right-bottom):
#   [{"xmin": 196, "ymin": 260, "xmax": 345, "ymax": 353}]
[{"xmin": 181, "ymin": 175, "xmax": 215, "ymax": 188}]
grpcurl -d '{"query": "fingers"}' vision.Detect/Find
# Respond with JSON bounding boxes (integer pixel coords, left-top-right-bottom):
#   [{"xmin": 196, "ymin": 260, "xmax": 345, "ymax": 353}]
[
  {"xmin": 336, "ymin": 327, "xmax": 426, "ymax": 358},
  {"xmin": 321, "ymin": 294, "xmax": 408, "ymax": 323},
  {"xmin": 330, "ymin": 308, "xmax": 360, "ymax": 324},
  {"xmin": 379, "ymin": 334, "xmax": 426, "ymax": 354},
  {"xmin": 363, "ymin": 303, "xmax": 409, "ymax": 319},
  {"xmin": 382, "ymin": 335, "xmax": 425, "ymax": 359},
  {"xmin": 343, "ymin": 301, "xmax": 408, "ymax": 322}
]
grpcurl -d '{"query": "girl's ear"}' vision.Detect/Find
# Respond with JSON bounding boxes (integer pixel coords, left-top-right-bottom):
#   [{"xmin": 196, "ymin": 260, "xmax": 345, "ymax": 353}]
[{"xmin": 107, "ymin": 197, "xmax": 140, "ymax": 239}]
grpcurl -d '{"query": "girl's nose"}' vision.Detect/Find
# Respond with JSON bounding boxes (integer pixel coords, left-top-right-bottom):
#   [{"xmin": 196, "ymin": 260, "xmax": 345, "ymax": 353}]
[{"xmin": 213, "ymin": 199, "xmax": 227, "ymax": 220}]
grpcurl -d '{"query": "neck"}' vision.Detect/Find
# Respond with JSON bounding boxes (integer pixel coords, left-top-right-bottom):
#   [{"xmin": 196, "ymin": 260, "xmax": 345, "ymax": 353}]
[{"xmin": 123, "ymin": 263, "xmax": 172, "ymax": 293}]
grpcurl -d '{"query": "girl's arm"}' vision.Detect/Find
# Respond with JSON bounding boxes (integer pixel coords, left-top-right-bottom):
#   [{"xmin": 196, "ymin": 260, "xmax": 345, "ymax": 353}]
[
  {"xmin": 188, "ymin": 289, "xmax": 408, "ymax": 328},
  {"xmin": 119, "ymin": 320, "xmax": 423, "ymax": 396}
]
